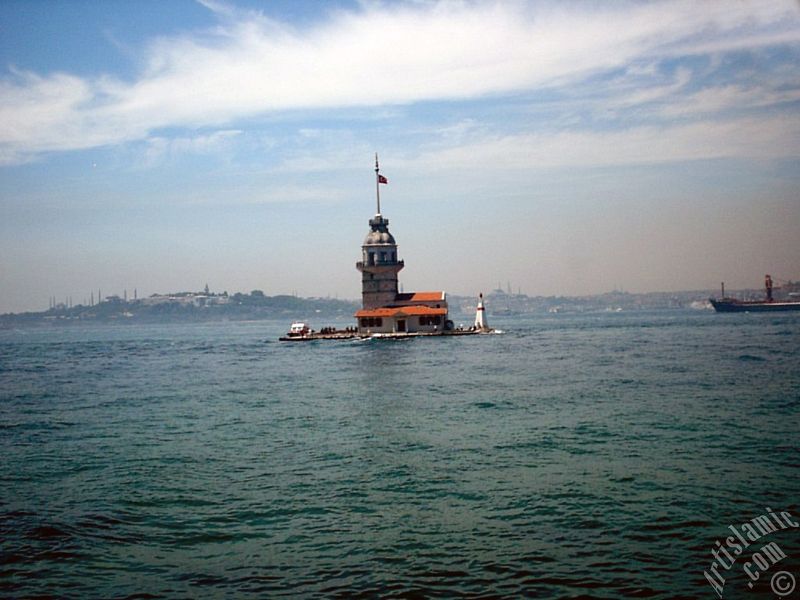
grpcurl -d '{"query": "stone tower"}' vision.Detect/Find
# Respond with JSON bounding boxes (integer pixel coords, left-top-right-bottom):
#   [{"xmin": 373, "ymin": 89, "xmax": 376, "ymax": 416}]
[
  {"xmin": 356, "ymin": 213, "xmax": 404, "ymax": 309},
  {"xmin": 356, "ymin": 155, "xmax": 404, "ymax": 309}
]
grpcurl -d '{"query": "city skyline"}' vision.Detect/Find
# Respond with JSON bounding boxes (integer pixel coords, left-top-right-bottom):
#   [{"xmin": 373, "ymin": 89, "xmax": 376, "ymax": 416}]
[{"xmin": 1, "ymin": 0, "xmax": 799, "ymax": 313}]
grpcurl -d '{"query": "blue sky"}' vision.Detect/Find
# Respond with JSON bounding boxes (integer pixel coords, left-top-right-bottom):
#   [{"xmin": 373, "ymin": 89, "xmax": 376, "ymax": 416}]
[{"xmin": 1, "ymin": 0, "xmax": 799, "ymax": 312}]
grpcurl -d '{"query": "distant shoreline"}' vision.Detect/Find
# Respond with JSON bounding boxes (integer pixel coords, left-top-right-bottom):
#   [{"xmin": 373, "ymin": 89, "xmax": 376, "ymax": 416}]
[{"xmin": 0, "ymin": 287, "xmax": 766, "ymax": 329}]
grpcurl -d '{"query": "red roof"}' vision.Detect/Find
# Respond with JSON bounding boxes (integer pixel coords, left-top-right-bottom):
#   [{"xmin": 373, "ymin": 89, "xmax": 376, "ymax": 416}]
[
  {"xmin": 355, "ymin": 306, "xmax": 448, "ymax": 318},
  {"xmin": 395, "ymin": 291, "xmax": 445, "ymax": 302}
]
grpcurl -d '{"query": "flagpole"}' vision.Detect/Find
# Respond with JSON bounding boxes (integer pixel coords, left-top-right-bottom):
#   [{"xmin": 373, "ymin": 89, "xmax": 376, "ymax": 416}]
[{"xmin": 375, "ymin": 153, "xmax": 381, "ymax": 215}]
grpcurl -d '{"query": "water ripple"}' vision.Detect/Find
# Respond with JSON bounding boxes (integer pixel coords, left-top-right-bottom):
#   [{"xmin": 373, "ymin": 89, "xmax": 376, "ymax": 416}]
[{"xmin": 1, "ymin": 313, "xmax": 799, "ymax": 598}]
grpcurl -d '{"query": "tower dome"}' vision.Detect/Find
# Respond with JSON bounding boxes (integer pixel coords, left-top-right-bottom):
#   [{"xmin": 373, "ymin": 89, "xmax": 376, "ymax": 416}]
[
  {"xmin": 360, "ymin": 214, "xmax": 401, "ymax": 266},
  {"xmin": 357, "ymin": 213, "xmax": 404, "ymax": 309},
  {"xmin": 363, "ymin": 219, "xmax": 397, "ymax": 246}
]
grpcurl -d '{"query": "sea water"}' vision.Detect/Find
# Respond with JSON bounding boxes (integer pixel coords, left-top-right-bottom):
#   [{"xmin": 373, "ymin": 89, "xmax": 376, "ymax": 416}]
[{"xmin": 1, "ymin": 311, "xmax": 799, "ymax": 598}]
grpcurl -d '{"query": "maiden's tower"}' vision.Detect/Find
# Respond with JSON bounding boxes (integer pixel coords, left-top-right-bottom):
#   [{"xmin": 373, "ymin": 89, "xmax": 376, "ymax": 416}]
[
  {"xmin": 354, "ymin": 156, "xmax": 451, "ymax": 335},
  {"xmin": 279, "ymin": 156, "xmax": 491, "ymax": 341}
]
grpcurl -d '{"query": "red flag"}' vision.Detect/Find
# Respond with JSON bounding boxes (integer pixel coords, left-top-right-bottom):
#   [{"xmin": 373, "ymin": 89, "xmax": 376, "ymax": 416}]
[{"xmin": 378, "ymin": 174, "xmax": 388, "ymax": 184}]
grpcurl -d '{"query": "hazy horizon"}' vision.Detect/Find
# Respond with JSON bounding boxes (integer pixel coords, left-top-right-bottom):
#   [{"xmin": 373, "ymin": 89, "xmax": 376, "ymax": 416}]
[{"xmin": 2, "ymin": 1, "xmax": 799, "ymax": 314}]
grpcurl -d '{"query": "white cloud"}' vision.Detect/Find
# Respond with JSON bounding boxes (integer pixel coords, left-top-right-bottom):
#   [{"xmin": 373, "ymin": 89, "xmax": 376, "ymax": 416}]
[
  {"xmin": 174, "ymin": 181, "xmax": 348, "ymax": 206},
  {"xmin": 661, "ymin": 84, "xmax": 800, "ymax": 117},
  {"xmin": 0, "ymin": 71, "xmax": 95, "ymax": 162},
  {"xmin": 0, "ymin": 0, "xmax": 798, "ymax": 164},
  {"xmin": 410, "ymin": 114, "xmax": 800, "ymax": 170},
  {"xmin": 141, "ymin": 129, "xmax": 241, "ymax": 166},
  {"xmin": 605, "ymin": 67, "xmax": 694, "ymax": 110}
]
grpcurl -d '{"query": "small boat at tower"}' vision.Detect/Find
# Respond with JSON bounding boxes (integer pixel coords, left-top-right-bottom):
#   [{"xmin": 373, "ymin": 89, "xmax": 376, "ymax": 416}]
[{"xmin": 286, "ymin": 322, "xmax": 310, "ymax": 337}]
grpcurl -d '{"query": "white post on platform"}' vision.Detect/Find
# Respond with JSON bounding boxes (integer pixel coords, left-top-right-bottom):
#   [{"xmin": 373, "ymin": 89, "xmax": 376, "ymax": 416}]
[{"xmin": 475, "ymin": 293, "xmax": 488, "ymax": 330}]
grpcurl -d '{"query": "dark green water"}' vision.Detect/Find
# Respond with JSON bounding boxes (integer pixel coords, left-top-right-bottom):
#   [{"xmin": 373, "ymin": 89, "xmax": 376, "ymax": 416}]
[{"xmin": 2, "ymin": 311, "xmax": 799, "ymax": 598}]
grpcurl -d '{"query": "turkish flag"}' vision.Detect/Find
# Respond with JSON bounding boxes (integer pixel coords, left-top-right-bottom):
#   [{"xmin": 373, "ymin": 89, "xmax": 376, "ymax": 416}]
[{"xmin": 378, "ymin": 174, "xmax": 388, "ymax": 184}]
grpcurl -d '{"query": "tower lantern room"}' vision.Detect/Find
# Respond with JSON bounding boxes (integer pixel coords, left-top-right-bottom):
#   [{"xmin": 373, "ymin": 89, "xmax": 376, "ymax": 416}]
[{"xmin": 356, "ymin": 214, "xmax": 404, "ymax": 309}]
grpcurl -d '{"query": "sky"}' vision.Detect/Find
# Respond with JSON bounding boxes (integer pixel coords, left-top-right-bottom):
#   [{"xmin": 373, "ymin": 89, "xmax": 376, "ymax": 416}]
[{"xmin": 1, "ymin": 0, "xmax": 799, "ymax": 313}]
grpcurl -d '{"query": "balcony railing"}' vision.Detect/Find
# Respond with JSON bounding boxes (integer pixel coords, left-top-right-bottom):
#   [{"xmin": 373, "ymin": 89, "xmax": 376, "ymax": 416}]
[{"xmin": 356, "ymin": 260, "xmax": 404, "ymax": 270}]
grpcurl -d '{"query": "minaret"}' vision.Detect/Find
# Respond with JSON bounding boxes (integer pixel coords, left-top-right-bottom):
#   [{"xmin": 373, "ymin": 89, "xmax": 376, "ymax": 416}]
[
  {"xmin": 474, "ymin": 293, "xmax": 489, "ymax": 331},
  {"xmin": 356, "ymin": 155, "xmax": 404, "ymax": 309}
]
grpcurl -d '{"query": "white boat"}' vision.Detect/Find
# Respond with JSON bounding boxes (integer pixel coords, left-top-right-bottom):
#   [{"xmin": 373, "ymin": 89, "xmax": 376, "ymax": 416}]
[{"xmin": 286, "ymin": 322, "xmax": 310, "ymax": 337}]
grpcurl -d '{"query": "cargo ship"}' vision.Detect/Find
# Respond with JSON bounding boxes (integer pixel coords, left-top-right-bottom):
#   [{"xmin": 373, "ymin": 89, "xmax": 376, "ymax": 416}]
[{"xmin": 710, "ymin": 275, "xmax": 800, "ymax": 312}]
